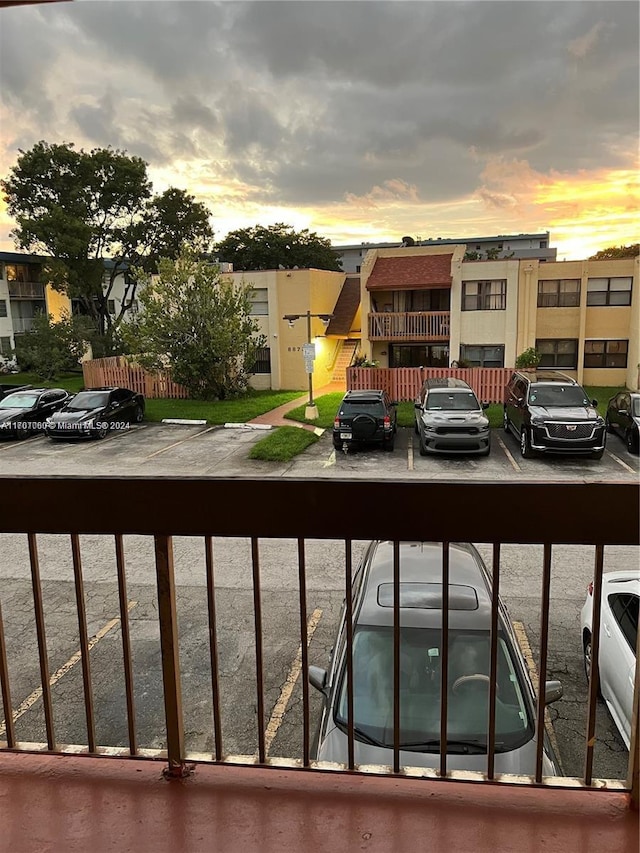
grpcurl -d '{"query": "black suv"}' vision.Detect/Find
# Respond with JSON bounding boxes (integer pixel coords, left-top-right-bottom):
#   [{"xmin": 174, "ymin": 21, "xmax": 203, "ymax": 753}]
[
  {"xmin": 504, "ymin": 370, "xmax": 606, "ymax": 459},
  {"xmin": 333, "ymin": 389, "xmax": 397, "ymax": 452}
]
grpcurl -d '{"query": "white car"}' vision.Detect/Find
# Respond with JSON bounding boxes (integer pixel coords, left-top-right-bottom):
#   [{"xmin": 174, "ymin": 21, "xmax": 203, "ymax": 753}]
[{"xmin": 580, "ymin": 571, "xmax": 639, "ymax": 749}]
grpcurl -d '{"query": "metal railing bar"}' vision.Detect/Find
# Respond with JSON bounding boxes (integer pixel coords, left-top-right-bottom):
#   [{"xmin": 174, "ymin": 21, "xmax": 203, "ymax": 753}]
[
  {"xmin": 345, "ymin": 540, "xmax": 355, "ymax": 771},
  {"xmin": 70, "ymin": 534, "xmax": 96, "ymax": 753},
  {"xmin": 584, "ymin": 544, "xmax": 605, "ymax": 786},
  {"xmin": 0, "ymin": 598, "xmax": 15, "ymax": 747},
  {"xmin": 487, "ymin": 543, "xmax": 500, "ymax": 779},
  {"xmin": 205, "ymin": 535, "xmax": 223, "ymax": 762},
  {"xmin": 627, "ymin": 620, "xmax": 640, "ymax": 810},
  {"xmin": 393, "ymin": 540, "xmax": 400, "ymax": 775},
  {"xmin": 114, "ymin": 534, "xmax": 137, "ymax": 756},
  {"xmin": 535, "ymin": 543, "xmax": 552, "ymax": 783},
  {"xmin": 297, "ymin": 538, "xmax": 310, "ymax": 768},
  {"xmin": 440, "ymin": 541, "xmax": 450, "ymax": 778},
  {"xmin": 251, "ymin": 537, "xmax": 266, "ymax": 764},
  {"xmin": 28, "ymin": 533, "xmax": 55, "ymax": 751},
  {"xmin": 154, "ymin": 534, "xmax": 186, "ymax": 776}
]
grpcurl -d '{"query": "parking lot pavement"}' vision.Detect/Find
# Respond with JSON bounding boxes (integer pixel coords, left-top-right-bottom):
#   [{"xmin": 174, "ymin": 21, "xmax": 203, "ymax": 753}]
[{"xmin": 0, "ymin": 424, "xmax": 638, "ymax": 480}]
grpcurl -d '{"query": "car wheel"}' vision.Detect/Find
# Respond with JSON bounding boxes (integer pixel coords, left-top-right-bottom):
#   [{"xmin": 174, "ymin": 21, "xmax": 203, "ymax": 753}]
[
  {"xmin": 605, "ymin": 416, "xmax": 613, "ymax": 434},
  {"xmin": 480, "ymin": 445, "xmax": 491, "ymax": 457},
  {"xmin": 383, "ymin": 436, "xmax": 394, "ymax": 452},
  {"xmin": 626, "ymin": 429, "xmax": 639, "ymax": 454},
  {"xmin": 520, "ymin": 428, "xmax": 534, "ymax": 459},
  {"xmin": 503, "ymin": 409, "xmax": 510, "ymax": 433},
  {"xmin": 582, "ymin": 632, "xmax": 601, "ymax": 694},
  {"xmin": 418, "ymin": 430, "xmax": 428, "ymax": 456},
  {"xmin": 95, "ymin": 424, "xmax": 108, "ymax": 440},
  {"xmin": 133, "ymin": 404, "xmax": 144, "ymax": 424},
  {"xmin": 591, "ymin": 449, "xmax": 604, "ymax": 460}
]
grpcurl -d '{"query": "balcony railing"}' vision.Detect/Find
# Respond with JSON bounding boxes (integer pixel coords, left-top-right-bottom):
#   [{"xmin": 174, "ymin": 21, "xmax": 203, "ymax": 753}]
[
  {"xmin": 9, "ymin": 318, "xmax": 36, "ymax": 333},
  {"xmin": 7, "ymin": 281, "xmax": 45, "ymax": 299},
  {"xmin": 368, "ymin": 311, "xmax": 450, "ymax": 341},
  {"xmin": 0, "ymin": 476, "xmax": 638, "ymax": 810}
]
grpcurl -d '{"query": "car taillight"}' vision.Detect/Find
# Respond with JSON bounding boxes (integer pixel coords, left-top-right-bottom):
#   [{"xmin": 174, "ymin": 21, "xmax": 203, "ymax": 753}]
[
  {"xmin": 383, "ymin": 415, "xmax": 391, "ymax": 427},
  {"xmin": 587, "ymin": 581, "xmax": 593, "ymax": 596},
  {"xmin": 334, "ymin": 417, "xmax": 341, "ymax": 429}
]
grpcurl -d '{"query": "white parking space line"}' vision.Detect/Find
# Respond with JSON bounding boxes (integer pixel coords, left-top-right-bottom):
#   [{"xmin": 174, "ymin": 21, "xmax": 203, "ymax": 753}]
[
  {"xmin": 496, "ymin": 435, "xmax": 521, "ymax": 472},
  {"xmin": 0, "ymin": 435, "xmax": 44, "ymax": 452},
  {"xmin": 323, "ymin": 450, "xmax": 336, "ymax": 468},
  {"xmin": 264, "ymin": 607, "xmax": 323, "ymax": 755},
  {"xmin": 73, "ymin": 425, "xmax": 147, "ymax": 451},
  {"xmin": 0, "ymin": 601, "xmax": 137, "ymax": 738},
  {"xmin": 144, "ymin": 426, "xmax": 217, "ymax": 459},
  {"xmin": 605, "ymin": 448, "xmax": 636, "ymax": 474},
  {"xmin": 406, "ymin": 433, "xmax": 414, "ymax": 471},
  {"xmin": 512, "ymin": 620, "xmax": 563, "ymax": 773}
]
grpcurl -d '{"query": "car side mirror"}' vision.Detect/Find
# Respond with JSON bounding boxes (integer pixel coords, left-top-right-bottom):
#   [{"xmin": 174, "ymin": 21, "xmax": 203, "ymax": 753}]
[
  {"xmin": 544, "ymin": 680, "xmax": 563, "ymax": 705},
  {"xmin": 414, "ymin": 403, "xmax": 423, "ymax": 410},
  {"xmin": 619, "ymin": 409, "xmax": 629, "ymax": 416},
  {"xmin": 309, "ymin": 665, "xmax": 329, "ymax": 696},
  {"xmin": 591, "ymin": 399, "xmax": 598, "ymax": 407},
  {"xmin": 482, "ymin": 402, "xmax": 490, "ymax": 410},
  {"xmin": 516, "ymin": 397, "xmax": 524, "ymax": 406},
  {"xmin": 391, "ymin": 401, "xmax": 398, "ymax": 407}
]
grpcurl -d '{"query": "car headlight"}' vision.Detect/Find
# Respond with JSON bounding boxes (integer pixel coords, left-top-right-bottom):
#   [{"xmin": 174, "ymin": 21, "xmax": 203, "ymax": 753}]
[{"xmin": 530, "ymin": 417, "xmax": 545, "ymax": 426}]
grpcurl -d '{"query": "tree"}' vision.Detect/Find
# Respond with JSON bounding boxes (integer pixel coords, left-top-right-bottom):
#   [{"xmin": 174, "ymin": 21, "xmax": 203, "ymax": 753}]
[
  {"xmin": 13, "ymin": 312, "xmax": 93, "ymax": 380},
  {"xmin": 216, "ymin": 223, "xmax": 342, "ymax": 271},
  {"xmin": 123, "ymin": 252, "xmax": 266, "ymax": 400},
  {"xmin": 1, "ymin": 141, "xmax": 214, "ymax": 349},
  {"xmin": 589, "ymin": 243, "xmax": 639, "ymax": 260},
  {"xmin": 515, "ymin": 347, "xmax": 541, "ymax": 369}
]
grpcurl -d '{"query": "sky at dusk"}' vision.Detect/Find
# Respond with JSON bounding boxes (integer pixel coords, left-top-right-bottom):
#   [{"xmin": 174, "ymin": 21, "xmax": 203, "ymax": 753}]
[{"xmin": 0, "ymin": 0, "xmax": 638, "ymax": 260}]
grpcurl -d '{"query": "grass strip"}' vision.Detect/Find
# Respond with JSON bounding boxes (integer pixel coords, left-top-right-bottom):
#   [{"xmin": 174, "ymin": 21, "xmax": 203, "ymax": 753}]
[{"xmin": 249, "ymin": 425, "xmax": 319, "ymax": 461}]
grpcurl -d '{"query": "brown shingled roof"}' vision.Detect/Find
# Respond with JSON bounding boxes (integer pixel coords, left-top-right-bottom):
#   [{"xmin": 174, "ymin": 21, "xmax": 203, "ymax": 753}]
[
  {"xmin": 366, "ymin": 254, "xmax": 453, "ymax": 290},
  {"xmin": 325, "ymin": 275, "xmax": 360, "ymax": 336}
]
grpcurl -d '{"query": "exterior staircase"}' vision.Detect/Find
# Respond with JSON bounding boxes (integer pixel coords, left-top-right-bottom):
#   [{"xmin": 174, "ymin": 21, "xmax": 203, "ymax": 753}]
[{"xmin": 332, "ymin": 339, "xmax": 359, "ymax": 382}]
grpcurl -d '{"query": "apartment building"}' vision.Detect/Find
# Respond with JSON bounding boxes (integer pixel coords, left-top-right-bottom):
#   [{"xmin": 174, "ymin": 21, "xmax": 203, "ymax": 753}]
[
  {"xmin": 358, "ymin": 246, "xmax": 639, "ymax": 390},
  {"xmin": 335, "ymin": 232, "xmax": 556, "ymax": 273}
]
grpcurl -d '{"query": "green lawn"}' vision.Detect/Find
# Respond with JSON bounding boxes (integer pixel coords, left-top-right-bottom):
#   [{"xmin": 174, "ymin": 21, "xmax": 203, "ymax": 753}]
[
  {"xmin": 2, "ymin": 372, "xmax": 85, "ymax": 393},
  {"xmin": 249, "ymin": 425, "xmax": 320, "ymax": 461},
  {"xmin": 144, "ymin": 391, "xmax": 304, "ymax": 424}
]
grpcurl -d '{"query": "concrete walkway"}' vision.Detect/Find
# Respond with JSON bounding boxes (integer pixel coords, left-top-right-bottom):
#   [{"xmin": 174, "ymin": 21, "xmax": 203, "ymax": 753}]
[{"xmin": 249, "ymin": 382, "xmax": 345, "ymax": 431}]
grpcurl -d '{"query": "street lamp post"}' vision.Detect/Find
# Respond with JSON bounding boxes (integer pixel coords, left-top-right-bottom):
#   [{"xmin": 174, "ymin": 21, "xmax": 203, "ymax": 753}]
[{"xmin": 283, "ymin": 311, "xmax": 333, "ymax": 420}]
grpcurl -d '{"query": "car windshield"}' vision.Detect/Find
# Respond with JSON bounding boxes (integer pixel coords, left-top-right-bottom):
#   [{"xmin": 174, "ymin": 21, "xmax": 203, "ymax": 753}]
[
  {"xmin": 633, "ymin": 398, "xmax": 640, "ymax": 418},
  {"xmin": 528, "ymin": 385, "xmax": 589, "ymax": 407},
  {"xmin": 65, "ymin": 392, "xmax": 109, "ymax": 411},
  {"xmin": 340, "ymin": 400, "xmax": 385, "ymax": 416},
  {"xmin": 0, "ymin": 394, "xmax": 38, "ymax": 409},
  {"xmin": 335, "ymin": 626, "xmax": 533, "ymax": 753},
  {"xmin": 425, "ymin": 391, "xmax": 479, "ymax": 411}
]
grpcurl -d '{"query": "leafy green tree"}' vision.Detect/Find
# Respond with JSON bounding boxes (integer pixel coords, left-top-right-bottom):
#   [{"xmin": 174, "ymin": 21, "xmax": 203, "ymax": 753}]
[
  {"xmin": 123, "ymin": 252, "xmax": 266, "ymax": 400},
  {"xmin": 589, "ymin": 243, "xmax": 639, "ymax": 260},
  {"xmin": 1, "ymin": 141, "xmax": 214, "ymax": 349},
  {"xmin": 515, "ymin": 347, "xmax": 541, "ymax": 369},
  {"xmin": 13, "ymin": 312, "xmax": 94, "ymax": 380},
  {"xmin": 216, "ymin": 223, "xmax": 342, "ymax": 271}
]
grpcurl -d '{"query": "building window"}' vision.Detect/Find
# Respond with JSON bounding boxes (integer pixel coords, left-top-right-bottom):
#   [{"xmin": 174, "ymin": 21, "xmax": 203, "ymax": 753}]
[
  {"xmin": 587, "ymin": 277, "xmax": 632, "ymax": 306},
  {"xmin": 584, "ymin": 339, "xmax": 628, "ymax": 369},
  {"xmin": 0, "ymin": 300, "xmax": 7, "ymax": 318},
  {"xmin": 0, "ymin": 336, "xmax": 11, "ymax": 356},
  {"xmin": 537, "ymin": 279, "xmax": 580, "ymax": 308},
  {"xmin": 459, "ymin": 344, "xmax": 505, "ymax": 368},
  {"xmin": 5, "ymin": 263, "xmax": 40, "ymax": 283},
  {"xmin": 540, "ymin": 240, "xmax": 547, "ymax": 249},
  {"xmin": 249, "ymin": 288, "xmax": 268, "ymax": 315},
  {"xmin": 251, "ymin": 346, "xmax": 271, "ymax": 374},
  {"xmin": 355, "ymin": 265, "xmax": 361, "ymax": 273},
  {"xmin": 536, "ymin": 339, "xmax": 578, "ymax": 369},
  {"xmin": 107, "ymin": 299, "xmax": 116, "ymax": 315},
  {"xmin": 462, "ymin": 280, "xmax": 506, "ymax": 311}
]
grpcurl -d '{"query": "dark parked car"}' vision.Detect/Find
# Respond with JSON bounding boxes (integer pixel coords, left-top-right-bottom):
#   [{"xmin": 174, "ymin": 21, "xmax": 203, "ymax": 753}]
[
  {"xmin": 333, "ymin": 389, "xmax": 397, "ymax": 452},
  {"xmin": 309, "ymin": 540, "xmax": 562, "ymax": 774},
  {"xmin": 414, "ymin": 377, "xmax": 491, "ymax": 456},
  {"xmin": 503, "ymin": 370, "xmax": 606, "ymax": 459},
  {"xmin": 45, "ymin": 387, "xmax": 145, "ymax": 440},
  {"xmin": 605, "ymin": 391, "xmax": 640, "ymax": 455},
  {"xmin": 0, "ymin": 388, "xmax": 71, "ymax": 437},
  {"xmin": 0, "ymin": 383, "xmax": 31, "ymax": 401}
]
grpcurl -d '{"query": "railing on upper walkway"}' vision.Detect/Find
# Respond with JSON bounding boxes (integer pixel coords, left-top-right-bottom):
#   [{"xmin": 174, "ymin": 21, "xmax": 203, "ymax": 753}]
[
  {"xmin": 0, "ymin": 477, "xmax": 638, "ymax": 808},
  {"xmin": 368, "ymin": 311, "xmax": 450, "ymax": 341},
  {"xmin": 7, "ymin": 281, "xmax": 45, "ymax": 299},
  {"xmin": 348, "ymin": 367, "xmax": 513, "ymax": 403}
]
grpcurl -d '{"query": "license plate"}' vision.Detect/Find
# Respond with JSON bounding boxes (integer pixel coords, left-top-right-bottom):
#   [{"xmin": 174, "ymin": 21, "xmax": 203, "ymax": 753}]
[{"xmin": 340, "ymin": 432, "xmax": 352, "ymax": 439}]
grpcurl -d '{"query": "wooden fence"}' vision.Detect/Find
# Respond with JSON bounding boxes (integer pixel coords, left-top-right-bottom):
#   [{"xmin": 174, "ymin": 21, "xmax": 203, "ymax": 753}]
[
  {"xmin": 346, "ymin": 367, "xmax": 513, "ymax": 403},
  {"xmin": 82, "ymin": 357, "xmax": 190, "ymax": 399}
]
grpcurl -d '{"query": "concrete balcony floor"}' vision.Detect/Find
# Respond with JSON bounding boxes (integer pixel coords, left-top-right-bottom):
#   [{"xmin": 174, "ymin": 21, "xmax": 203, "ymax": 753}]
[{"xmin": 0, "ymin": 753, "xmax": 637, "ymax": 853}]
